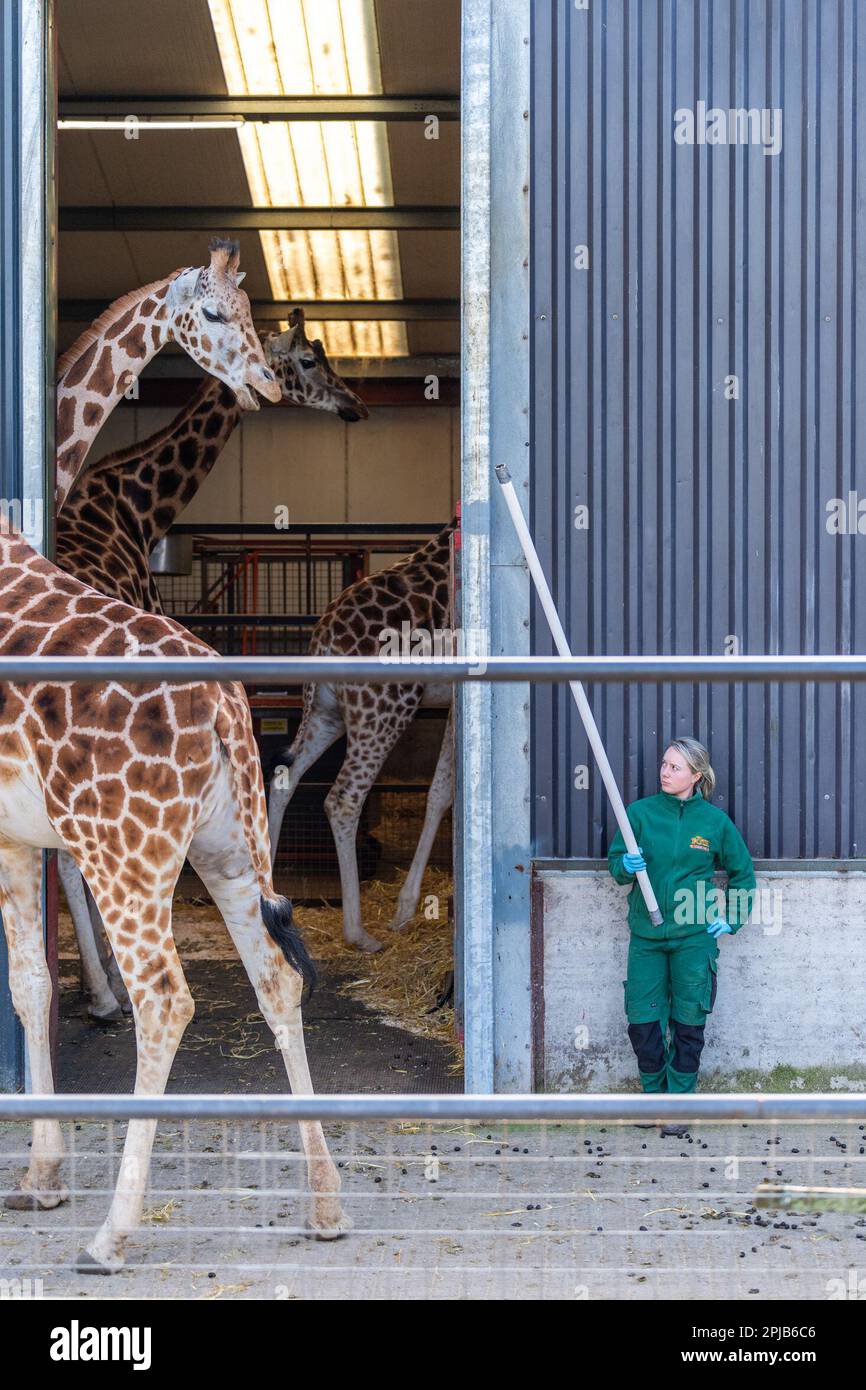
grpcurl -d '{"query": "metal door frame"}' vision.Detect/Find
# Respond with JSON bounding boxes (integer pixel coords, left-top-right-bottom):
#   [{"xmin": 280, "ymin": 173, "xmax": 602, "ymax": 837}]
[{"xmin": 458, "ymin": 0, "xmax": 532, "ymax": 1092}]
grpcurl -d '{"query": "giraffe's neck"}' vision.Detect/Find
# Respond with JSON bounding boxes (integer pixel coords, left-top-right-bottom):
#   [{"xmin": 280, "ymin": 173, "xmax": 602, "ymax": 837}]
[
  {"xmin": 65, "ymin": 356, "xmax": 353, "ymax": 558},
  {"xmin": 313, "ymin": 520, "xmax": 456, "ymax": 660},
  {"xmin": 411, "ymin": 521, "xmax": 455, "ymax": 572},
  {"xmin": 73, "ymin": 375, "xmax": 242, "ymax": 556},
  {"xmin": 55, "ymin": 274, "xmax": 182, "ymax": 513}
]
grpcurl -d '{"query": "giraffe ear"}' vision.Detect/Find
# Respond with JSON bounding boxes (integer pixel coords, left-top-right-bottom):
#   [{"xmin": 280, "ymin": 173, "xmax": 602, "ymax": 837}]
[
  {"xmin": 234, "ymin": 270, "xmax": 246, "ymax": 286},
  {"xmin": 167, "ymin": 266, "xmax": 202, "ymax": 311}
]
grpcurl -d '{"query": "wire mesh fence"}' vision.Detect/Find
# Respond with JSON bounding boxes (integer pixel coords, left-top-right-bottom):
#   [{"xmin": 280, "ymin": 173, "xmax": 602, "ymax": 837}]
[
  {"xmin": 155, "ymin": 546, "xmax": 358, "ymax": 629},
  {"xmin": 3, "ymin": 1096, "xmax": 866, "ymax": 1300},
  {"xmin": 268, "ymin": 783, "xmax": 452, "ymax": 901}
]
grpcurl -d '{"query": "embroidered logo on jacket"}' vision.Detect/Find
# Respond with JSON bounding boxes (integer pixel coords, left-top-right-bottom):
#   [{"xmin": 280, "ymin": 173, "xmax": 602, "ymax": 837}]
[{"xmin": 689, "ymin": 835, "xmax": 711, "ymax": 852}]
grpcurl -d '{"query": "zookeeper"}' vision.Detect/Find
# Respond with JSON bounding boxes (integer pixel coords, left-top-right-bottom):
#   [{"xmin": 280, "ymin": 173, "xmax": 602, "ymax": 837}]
[{"xmin": 607, "ymin": 736, "xmax": 756, "ymax": 1093}]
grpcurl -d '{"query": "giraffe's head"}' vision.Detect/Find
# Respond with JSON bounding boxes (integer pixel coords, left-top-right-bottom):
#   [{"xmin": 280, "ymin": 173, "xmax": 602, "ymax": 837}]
[
  {"xmin": 263, "ymin": 310, "xmax": 369, "ymax": 422},
  {"xmin": 166, "ymin": 239, "xmax": 281, "ymax": 412}
]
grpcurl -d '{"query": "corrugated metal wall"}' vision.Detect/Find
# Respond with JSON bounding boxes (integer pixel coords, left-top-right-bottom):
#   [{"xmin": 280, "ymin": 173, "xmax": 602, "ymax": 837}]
[
  {"xmin": 0, "ymin": 0, "xmax": 25, "ymax": 1089},
  {"xmin": 530, "ymin": 0, "xmax": 866, "ymax": 860}
]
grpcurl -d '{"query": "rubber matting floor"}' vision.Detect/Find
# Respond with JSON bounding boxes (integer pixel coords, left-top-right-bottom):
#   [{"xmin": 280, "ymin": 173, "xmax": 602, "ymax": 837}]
[{"xmin": 57, "ymin": 958, "xmax": 461, "ymax": 1095}]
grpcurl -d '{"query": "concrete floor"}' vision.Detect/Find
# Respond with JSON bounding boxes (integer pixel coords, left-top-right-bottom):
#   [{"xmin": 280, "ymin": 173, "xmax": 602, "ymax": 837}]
[
  {"xmin": 2, "ymin": 1119, "xmax": 866, "ymax": 1298},
  {"xmin": 4, "ymin": 912, "xmax": 864, "ymax": 1299}
]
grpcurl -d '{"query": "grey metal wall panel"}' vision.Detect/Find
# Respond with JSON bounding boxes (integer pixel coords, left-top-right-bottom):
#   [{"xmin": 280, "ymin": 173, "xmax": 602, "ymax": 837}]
[
  {"xmin": 0, "ymin": 0, "xmax": 25, "ymax": 1090},
  {"xmin": 530, "ymin": 0, "xmax": 866, "ymax": 859}
]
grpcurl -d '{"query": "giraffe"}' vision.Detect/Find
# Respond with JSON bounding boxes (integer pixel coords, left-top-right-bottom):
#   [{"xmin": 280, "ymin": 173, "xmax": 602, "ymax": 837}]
[
  {"xmin": 267, "ymin": 524, "xmax": 455, "ymax": 951},
  {"xmin": 55, "ymin": 238, "xmax": 280, "ymax": 512},
  {"xmin": 0, "ymin": 523, "xmax": 350, "ymax": 1271},
  {"xmin": 57, "ymin": 310, "xmax": 368, "ymax": 624},
  {"xmin": 55, "ymin": 317, "xmax": 368, "ymax": 1017}
]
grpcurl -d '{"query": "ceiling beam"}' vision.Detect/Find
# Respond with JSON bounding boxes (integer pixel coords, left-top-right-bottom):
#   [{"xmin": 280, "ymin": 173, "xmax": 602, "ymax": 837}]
[
  {"xmin": 60, "ymin": 206, "xmax": 459, "ymax": 232},
  {"xmin": 116, "ymin": 377, "xmax": 459, "ymax": 409},
  {"xmin": 59, "ymin": 297, "xmax": 460, "ymax": 323},
  {"xmin": 58, "ymin": 94, "xmax": 460, "ymax": 122},
  {"xmin": 123, "ymin": 352, "xmax": 460, "ymax": 379}
]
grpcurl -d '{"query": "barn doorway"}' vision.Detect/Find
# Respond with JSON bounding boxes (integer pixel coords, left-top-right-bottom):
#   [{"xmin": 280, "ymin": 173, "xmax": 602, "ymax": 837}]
[{"xmin": 52, "ymin": 0, "xmax": 462, "ymax": 1094}]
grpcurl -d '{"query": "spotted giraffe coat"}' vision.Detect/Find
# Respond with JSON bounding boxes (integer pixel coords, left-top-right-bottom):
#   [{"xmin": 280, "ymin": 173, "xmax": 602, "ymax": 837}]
[
  {"xmin": 0, "ymin": 529, "xmax": 282, "ymax": 987},
  {"xmin": 56, "ymin": 376, "xmax": 238, "ymax": 614}
]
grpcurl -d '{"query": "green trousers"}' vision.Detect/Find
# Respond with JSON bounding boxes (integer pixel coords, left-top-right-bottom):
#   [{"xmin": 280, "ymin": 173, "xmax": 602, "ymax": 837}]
[{"xmin": 623, "ymin": 933, "xmax": 719, "ymax": 1092}]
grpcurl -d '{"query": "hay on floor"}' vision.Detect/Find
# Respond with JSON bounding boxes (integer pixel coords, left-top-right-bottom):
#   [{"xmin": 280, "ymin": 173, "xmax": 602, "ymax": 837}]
[
  {"xmin": 297, "ymin": 866, "xmax": 459, "ymax": 1058},
  {"xmin": 58, "ymin": 866, "xmax": 460, "ymax": 1066}
]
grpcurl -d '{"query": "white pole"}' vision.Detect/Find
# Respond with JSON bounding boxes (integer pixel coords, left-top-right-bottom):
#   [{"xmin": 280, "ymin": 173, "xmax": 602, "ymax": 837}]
[{"xmin": 495, "ymin": 464, "xmax": 663, "ymax": 925}]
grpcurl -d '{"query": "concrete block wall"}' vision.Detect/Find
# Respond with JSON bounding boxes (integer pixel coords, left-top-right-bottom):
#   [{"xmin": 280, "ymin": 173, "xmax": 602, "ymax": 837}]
[{"xmin": 538, "ymin": 867, "xmax": 866, "ymax": 1091}]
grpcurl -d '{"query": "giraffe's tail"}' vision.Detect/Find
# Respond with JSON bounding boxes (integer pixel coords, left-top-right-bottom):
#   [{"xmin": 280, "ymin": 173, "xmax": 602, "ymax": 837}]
[
  {"xmin": 215, "ymin": 682, "xmax": 317, "ymax": 998},
  {"xmin": 264, "ymin": 742, "xmax": 296, "ymax": 782},
  {"xmin": 260, "ymin": 897, "xmax": 317, "ymax": 996}
]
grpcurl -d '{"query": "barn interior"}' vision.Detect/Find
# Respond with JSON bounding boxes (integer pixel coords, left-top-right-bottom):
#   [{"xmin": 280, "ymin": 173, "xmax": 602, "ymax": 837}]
[{"xmin": 53, "ymin": 0, "xmax": 462, "ymax": 1092}]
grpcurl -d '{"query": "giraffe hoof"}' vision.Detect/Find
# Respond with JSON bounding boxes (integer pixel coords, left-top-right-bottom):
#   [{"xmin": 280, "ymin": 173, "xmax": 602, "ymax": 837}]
[
  {"xmin": 87, "ymin": 1002, "xmax": 125, "ymax": 1024},
  {"xmin": 306, "ymin": 1212, "xmax": 353, "ymax": 1241},
  {"xmin": 107, "ymin": 978, "xmax": 133, "ymax": 1014},
  {"xmin": 74, "ymin": 1249, "xmax": 116, "ymax": 1275},
  {"xmin": 348, "ymin": 930, "xmax": 383, "ymax": 953},
  {"xmin": 4, "ymin": 1186, "xmax": 68, "ymax": 1211}
]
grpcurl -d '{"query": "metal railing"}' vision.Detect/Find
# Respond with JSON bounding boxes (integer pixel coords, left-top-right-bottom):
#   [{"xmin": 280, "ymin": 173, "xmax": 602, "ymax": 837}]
[
  {"xmin": 2, "ymin": 1092, "xmax": 866, "ymax": 1121},
  {"xmin": 0, "ymin": 654, "xmax": 865, "ymax": 683},
  {"xmin": 2, "ymin": 1094, "xmax": 865, "ymax": 1299}
]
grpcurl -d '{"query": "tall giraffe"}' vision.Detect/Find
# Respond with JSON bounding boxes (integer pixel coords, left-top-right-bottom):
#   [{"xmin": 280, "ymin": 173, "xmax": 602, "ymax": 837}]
[
  {"xmin": 55, "ymin": 238, "xmax": 279, "ymax": 511},
  {"xmin": 56, "ymin": 316, "xmax": 368, "ymax": 1017},
  {"xmin": 268, "ymin": 524, "xmax": 455, "ymax": 951},
  {"xmin": 0, "ymin": 523, "xmax": 349, "ymax": 1271}
]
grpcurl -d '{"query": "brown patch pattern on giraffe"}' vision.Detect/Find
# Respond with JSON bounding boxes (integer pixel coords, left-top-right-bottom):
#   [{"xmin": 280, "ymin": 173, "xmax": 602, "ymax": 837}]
[{"xmin": 0, "ymin": 530, "xmax": 275, "ymax": 918}]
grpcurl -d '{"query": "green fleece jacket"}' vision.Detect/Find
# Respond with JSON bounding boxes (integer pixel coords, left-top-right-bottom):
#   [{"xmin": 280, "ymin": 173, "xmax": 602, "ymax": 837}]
[{"xmin": 607, "ymin": 788, "xmax": 756, "ymax": 939}]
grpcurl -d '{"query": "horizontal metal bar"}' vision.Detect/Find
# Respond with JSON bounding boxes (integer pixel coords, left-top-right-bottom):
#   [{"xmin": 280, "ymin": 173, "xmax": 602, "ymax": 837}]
[
  {"xmin": 166, "ymin": 613, "xmax": 318, "ymax": 627},
  {"xmin": 0, "ymin": 655, "xmax": 865, "ymax": 685},
  {"xmin": 60, "ymin": 206, "xmax": 460, "ymax": 233},
  {"xmin": 58, "ymin": 95, "xmax": 461, "ymax": 122},
  {"xmin": 168, "ymin": 521, "xmax": 442, "ymax": 535},
  {"xmin": 122, "ymin": 378, "xmax": 459, "ymax": 408},
  {"xmin": 140, "ymin": 353, "xmax": 461, "ymax": 380},
  {"xmin": 60, "ymin": 298, "xmax": 460, "ymax": 323},
  {"xmin": 1, "ymin": 1092, "xmax": 865, "ymax": 1121},
  {"xmin": 532, "ymin": 857, "xmax": 866, "ymax": 873}
]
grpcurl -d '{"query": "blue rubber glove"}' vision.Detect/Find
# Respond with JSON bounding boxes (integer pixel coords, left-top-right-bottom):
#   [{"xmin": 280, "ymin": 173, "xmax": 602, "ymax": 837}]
[
  {"xmin": 622, "ymin": 848, "xmax": 646, "ymax": 874},
  {"xmin": 707, "ymin": 919, "xmax": 733, "ymax": 939}
]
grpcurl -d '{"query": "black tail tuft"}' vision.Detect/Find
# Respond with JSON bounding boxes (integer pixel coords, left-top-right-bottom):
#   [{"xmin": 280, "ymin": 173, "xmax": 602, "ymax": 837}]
[
  {"xmin": 264, "ymin": 745, "xmax": 296, "ymax": 785},
  {"xmin": 261, "ymin": 896, "xmax": 317, "ymax": 998}
]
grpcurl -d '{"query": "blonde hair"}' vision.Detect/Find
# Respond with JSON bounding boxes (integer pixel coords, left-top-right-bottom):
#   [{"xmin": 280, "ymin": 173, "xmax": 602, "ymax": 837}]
[{"xmin": 666, "ymin": 736, "xmax": 716, "ymax": 800}]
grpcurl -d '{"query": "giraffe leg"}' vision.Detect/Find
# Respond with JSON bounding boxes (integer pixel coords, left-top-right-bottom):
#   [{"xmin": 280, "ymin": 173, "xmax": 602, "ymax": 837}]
[
  {"xmin": 73, "ymin": 871, "xmax": 194, "ymax": 1273},
  {"xmin": 325, "ymin": 690, "xmax": 421, "ymax": 951},
  {"xmin": 0, "ymin": 841, "xmax": 68, "ymax": 1211},
  {"xmin": 267, "ymin": 698, "xmax": 344, "ymax": 865},
  {"xmin": 56, "ymin": 849, "xmax": 123, "ymax": 1021},
  {"xmin": 85, "ymin": 882, "xmax": 132, "ymax": 1015},
  {"xmin": 189, "ymin": 778, "xmax": 349, "ymax": 1238},
  {"xmin": 389, "ymin": 706, "xmax": 454, "ymax": 932}
]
